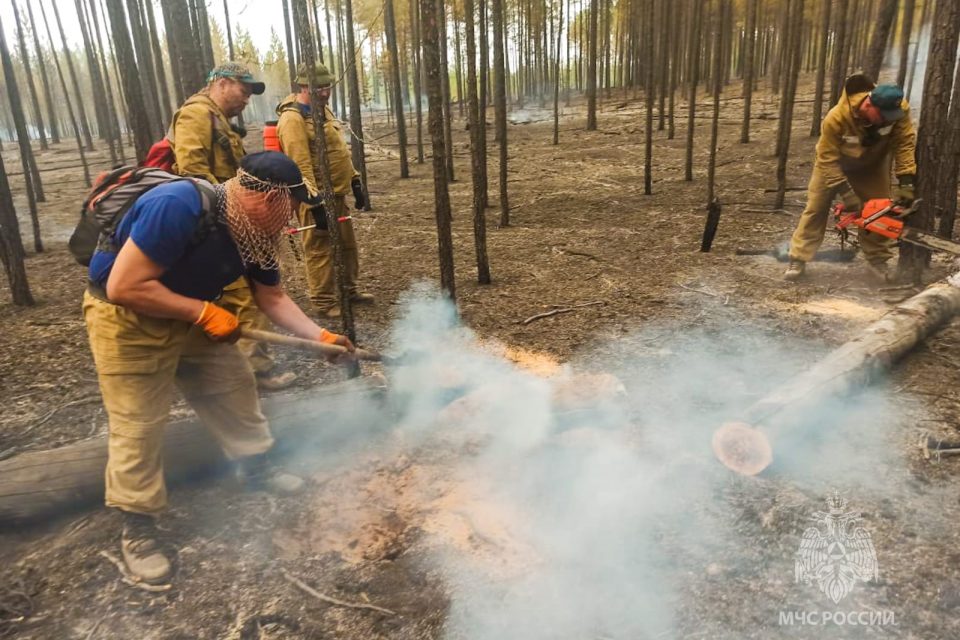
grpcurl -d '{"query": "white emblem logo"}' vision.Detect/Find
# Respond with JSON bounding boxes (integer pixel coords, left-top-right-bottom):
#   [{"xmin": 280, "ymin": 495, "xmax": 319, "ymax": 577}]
[{"xmin": 795, "ymin": 493, "xmax": 878, "ymax": 604}]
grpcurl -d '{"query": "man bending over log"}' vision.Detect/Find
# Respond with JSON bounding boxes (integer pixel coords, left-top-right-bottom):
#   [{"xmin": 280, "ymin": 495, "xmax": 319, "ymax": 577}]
[
  {"xmin": 784, "ymin": 75, "xmax": 916, "ymax": 283},
  {"xmin": 83, "ymin": 152, "xmax": 354, "ymax": 584}
]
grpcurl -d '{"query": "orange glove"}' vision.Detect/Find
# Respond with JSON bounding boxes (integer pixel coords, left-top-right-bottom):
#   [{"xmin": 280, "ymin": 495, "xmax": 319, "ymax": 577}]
[
  {"xmin": 318, "ymin": 328, "xmax": 355, "ymax": 363},
  {"xmin": 195, "ymin": 301, "xmax": 241, "ymax": 342}
]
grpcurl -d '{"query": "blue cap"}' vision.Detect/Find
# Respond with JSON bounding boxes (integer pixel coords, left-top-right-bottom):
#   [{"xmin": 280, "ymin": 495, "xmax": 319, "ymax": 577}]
[
  {"xmin": 870, "ymin": 85, "xmax": 906, "ymax": 122},
  {"xmin": 239, "ymin": 151, "xmax": 320, "ymax": 205}
]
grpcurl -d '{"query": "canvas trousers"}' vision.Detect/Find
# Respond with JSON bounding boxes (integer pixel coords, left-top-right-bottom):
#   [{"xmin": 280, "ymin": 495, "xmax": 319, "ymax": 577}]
[
  {"xmin": 297, "ymin": 195, "xmax": 359, "ymax": 310},
  {"xmin": 788, "ymin": 161, "xmax": 896, "ymax": 264},
  {"xmin": 83, "ymin": 291, "xmax": 274, "ymax": 515},
  {"xmin": 219, "ymin": 277, "xmax": 275, "ymax": 375}
]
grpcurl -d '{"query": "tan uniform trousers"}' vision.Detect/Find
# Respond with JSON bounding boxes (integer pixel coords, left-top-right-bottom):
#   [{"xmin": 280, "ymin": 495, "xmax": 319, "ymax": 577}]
[
  {"xmin": 788, "ymin": 162, "xmax": 895, "ymax": 264},
  {"xmin": 83, "ymin": 291, "xmax": 274, "ymax": 515},
  {"xmin": 219, "ymin": 277, "xmax": 274, "ymax": 375},
  {"xmin": 297, "ymin": 195, "xmax": 359, "ymax": 310}
]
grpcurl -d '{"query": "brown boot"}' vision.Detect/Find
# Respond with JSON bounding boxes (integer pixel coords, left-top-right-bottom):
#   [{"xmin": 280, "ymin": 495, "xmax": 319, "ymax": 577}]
[
  {"xmin": 255, "ymin": 369, "xmax": 298, "ymax": 391},
  {"xmin": 235, "ymin": 453, "xmax": 306, "ymax": 495},
  {"xmin": 120, "ymin": 511, "xmax": 172, "ymax": 584},
  {"xmin": 350, "ymin": 292, "xmax": 375, "ymax": 304},
  {"xmin": 783, "ymin": 260, "xmax": 805, "ymax": 281}
]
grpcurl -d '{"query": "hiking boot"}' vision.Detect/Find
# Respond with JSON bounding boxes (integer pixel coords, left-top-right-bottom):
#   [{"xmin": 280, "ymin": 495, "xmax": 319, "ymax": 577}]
[
  {"xmin": 120, "ymin": 511, "xmax": 172, "ymax": 585},
  {"xmin": 350, "ymin": 292, "xmax": 375, "ymax": 304},
  {"xmin": 317, "ymin": 305, "xmax": 341, "ymax": 319},
  {"xmin": 783, "ymin": 259, "xmax": 805, "ymax": 281},
  {"xmin": 255, "ymin": 369, "xmax": 298, "ymax": 391},
  {"xmin": 235, "ymin": 453, "xmax": 306, "ymax": 495},
  {"xmin": 866, "ymin": 261, "xmax": 892, "ymax": 284}
]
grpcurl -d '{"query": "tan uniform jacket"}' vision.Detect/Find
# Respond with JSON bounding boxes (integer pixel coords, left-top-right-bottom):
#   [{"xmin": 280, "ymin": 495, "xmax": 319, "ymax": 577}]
[
  {"xmin": 815, "ymin": 88, "xmax": 917, "ymax": 189},
  {"xmin": 275, "ymin": 94, "xmax": 358, "ymax": 196},
  {"xmin": 171, "ymin": 92, "xmax": 245, "ymax": 185}
]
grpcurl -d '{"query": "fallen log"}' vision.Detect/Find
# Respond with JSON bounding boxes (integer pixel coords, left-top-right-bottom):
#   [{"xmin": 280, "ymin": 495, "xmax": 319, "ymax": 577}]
[
  {"xmin": 0, "ymin": 380, "xmax": 384, "ymax": 528},
  {"xmin": 713, "ymin": 278, "xmax": 960, "ymax": 475}
]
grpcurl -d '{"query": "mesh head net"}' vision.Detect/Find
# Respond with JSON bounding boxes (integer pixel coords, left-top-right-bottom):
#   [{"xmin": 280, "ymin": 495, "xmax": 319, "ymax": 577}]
[{"xmin": 223, "ymin": 168, "xmax": 298, "ymax": 270}]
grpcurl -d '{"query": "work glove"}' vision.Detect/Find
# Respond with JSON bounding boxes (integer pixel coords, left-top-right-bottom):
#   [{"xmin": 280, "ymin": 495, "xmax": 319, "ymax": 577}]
[
  {"xmin": 893, "ymin": 175, "xmax": 915, "ymax": 206},
  {"xmin": 351, "ymin": 177, "xmax": 366, "ymax": 210},
  {"xmin": 309, "ymin": 203, "xmax": 328, "ymax": 229},
  {"xmin": 838, "ymin": 183, "xmax": 862, "ymax": 214},
  {"xmin": 195, "ymin": 301, "xmax": 241, "ymax": 343},
  {"xmin": 317, "ymin": 328, "xmax": 356, "ymax": 364}
]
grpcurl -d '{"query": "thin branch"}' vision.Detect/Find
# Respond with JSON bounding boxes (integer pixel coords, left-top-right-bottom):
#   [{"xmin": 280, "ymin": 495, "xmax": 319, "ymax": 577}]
[
  {"xmin": 281, "ymin": 570, "xmax": 396, "ymax": 616},
  {"xmin": 519, "ymin": 300, "xmax": 606, "ymax": 325}
]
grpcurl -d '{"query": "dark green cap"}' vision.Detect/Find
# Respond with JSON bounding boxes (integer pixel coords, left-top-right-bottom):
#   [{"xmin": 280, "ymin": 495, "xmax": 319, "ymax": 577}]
[
  {"xmin": 295, "ymin": 62, "xmax": 334, "ymax": 87},
  {"xmin": 870, "ymin": 84, "xmax": 906, "ymax": 122},
  {"xmin": 207, "ymin": 61, "xmax": 265, "ymax": 95}
]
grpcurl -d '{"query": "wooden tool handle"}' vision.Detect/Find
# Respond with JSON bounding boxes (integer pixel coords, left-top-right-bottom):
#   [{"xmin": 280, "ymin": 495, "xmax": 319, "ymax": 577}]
[{"xmin": 240, "ymin": 328, "xmax": 381, "ymax": 362}]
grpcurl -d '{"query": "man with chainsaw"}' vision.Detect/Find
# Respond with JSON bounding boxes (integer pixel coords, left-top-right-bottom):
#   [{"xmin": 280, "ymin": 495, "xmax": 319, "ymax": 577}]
[
  {"xmin": 84, "ymin": 151, "xmax": 355, "ymax": 584},
  {"xmin": 784, "ymin": 75, "xmax": 916, "ymax": 282},
  {"xmin": 170, "ymin": 61, "xmax": 296, "ymax": 390},
  {"xmin": 274, "ymin": 62, "xmax": 374, "ymax": 319}
]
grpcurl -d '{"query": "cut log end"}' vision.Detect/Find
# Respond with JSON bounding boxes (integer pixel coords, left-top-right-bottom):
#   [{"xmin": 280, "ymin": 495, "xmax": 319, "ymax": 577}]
[{"xmin": 711, "ymin": 422, "xmax": 773, "ymax": 476}]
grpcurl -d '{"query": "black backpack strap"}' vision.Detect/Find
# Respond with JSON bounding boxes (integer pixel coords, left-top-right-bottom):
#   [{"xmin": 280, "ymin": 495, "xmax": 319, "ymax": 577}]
[{"xmin": 188, "ymin": 179, "xmax": 220, "ymax": 244}]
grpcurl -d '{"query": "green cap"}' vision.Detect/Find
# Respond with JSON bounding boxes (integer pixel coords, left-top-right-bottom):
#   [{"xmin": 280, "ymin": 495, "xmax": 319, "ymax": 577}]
[
  {"xmin": 295, "ymin": 62, "xmax": 334, "ymax": 87},
  {"xmin": 870, "ymin": 84, "xmax": 906, "ymax": 122},
  {"xmin": 207, "ymin": 61, "xmax": 265, "ymax": 95}
]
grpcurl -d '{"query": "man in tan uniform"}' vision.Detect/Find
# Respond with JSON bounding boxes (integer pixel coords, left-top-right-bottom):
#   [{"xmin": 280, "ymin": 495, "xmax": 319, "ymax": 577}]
[
  {"xmin": 85, "ymin": 152, "xmax": 354, "ymax": 583},
  {"xmin": 171, "ymin": 62, "xmax": 297, "ymax": 389},
  {"xmin": 275, "ymin": 63, "xmax": 374, "ymax": 319},
  {"xmin": 785, "ymin": 76, "xmax": 916, "ymax": 282}
]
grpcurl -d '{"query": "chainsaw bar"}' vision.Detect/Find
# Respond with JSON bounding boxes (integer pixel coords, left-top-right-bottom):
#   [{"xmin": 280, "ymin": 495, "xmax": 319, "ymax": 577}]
[{"xmin": 899, "ymin": 228, "xmax": 960, "ymax": 256}]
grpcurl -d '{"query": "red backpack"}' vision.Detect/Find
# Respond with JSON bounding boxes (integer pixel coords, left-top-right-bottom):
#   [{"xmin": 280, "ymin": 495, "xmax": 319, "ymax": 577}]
[{"xmin": 142, "ymin": 138, "xmax": 175, "ymax": 171}]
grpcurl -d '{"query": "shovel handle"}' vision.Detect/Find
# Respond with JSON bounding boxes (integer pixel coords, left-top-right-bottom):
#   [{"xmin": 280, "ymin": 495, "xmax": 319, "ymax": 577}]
[{"xmin": 240, "ymin": 328, "xmax": 382, "ymax": 362}]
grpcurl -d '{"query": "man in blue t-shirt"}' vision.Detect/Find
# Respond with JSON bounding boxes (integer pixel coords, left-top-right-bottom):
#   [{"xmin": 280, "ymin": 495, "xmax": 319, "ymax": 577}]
[{"xmin": 83, "ymin": 152, "xmax": 355, "ymax": 585}]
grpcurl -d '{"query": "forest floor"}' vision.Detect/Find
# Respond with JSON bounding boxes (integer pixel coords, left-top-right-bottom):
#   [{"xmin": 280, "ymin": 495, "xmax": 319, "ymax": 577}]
[{"xmin": 3, "ymin": 76, "xmax": 960, "ymax": 639}]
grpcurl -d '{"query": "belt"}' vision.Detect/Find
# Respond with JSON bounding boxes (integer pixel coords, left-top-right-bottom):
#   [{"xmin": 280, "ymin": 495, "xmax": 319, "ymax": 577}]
[{"xmin": 86, "ymin": 281, "xmax": 111, "ymax": 303}]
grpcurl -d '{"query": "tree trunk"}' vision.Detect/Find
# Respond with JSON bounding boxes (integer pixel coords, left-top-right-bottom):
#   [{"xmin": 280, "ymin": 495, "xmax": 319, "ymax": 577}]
[
  {"xmin": 0, "ymin": 149, "xmax": 34, "ymax": 306},
  {"xmin": 552, "ymin": 0, "xmax": 563, "ymax": 145},
  {"xmin": 585, "ymin": 0, "xmax": 598, "ymax": 129},
  {"xmin": 863, "ymin": 0, "xmax": 897, "ymax": 82},
  {"xmin": 24, "ymin": 0, "xmax": 59, "ymax": 144},
  {"xmin": 282, "ymin": 0, "xmax": 298, "ymax": 90},
  {"xmin": 86, "ymin": 0, "xmax": 126, "ymax": 163},
  {"xmin": 740, "ymin": 0, "xmax": 758, "ymax": 143},
  {"xmin": 290, "ymin": 0, "xmax": 360, "ymax": 362},
  {"xmin": 192, "ymin": 0, "xmax": 216, "ymax": 72},
  {"xmin": 11, "ymin": 1, "xmax": 48, "ymax": 151},
  {"xmin": 775, "ymin": 0, "xmax": 806, "ymax": 210},
  {"xmin": 0, "ymin": 382, "xmax": 381, "ymax": 525},
  {"xmin": 165, "ymin": 0, "xmax": 205, "ymax": 98},
  {"xmin": 684, "ymin": 0, "xmax": 703, "ymax": 182},
  {"xmin": 904, "ymin": 0, "xmax": 927, "ymax": 101},
  {"xmin": 899, "ymin": 0, "xmax": 959, "ymax": 283},
  {"xmin": 105, "ymin": 0, "xmax": 152, "ymax": 162},
  {"xmin": 420, "ymin": 0, "xmax": 457, "ymax": 298},
  {"xmin": 810, "ymin": 0, "xmax": 832, "ymax": 136},
  {"xmin": 477, "ymin": 0, "xmax": 489, "ymax": 207},
  {"xmin": 935, "ymin": 34, "xmax": 960, "ymax": 239},
  {"xmin": 643, "ymin": 0, "xmax": 655, "ymax": 195},
  {"xmin": 897, "ymin": 0, "xmax": 916, "ymax": 87},
  {"xmin": 438, "ymin": 0, "xmax": 456, "ymax": 181},
  {"xmin": 343, "ymin": 0, "xmax": 372, "ymax": 209},
  {"xmin": 74, "ymin": 0, "xmax": 115, "ymax": 163},
  {"xmin": 51, "ymin": 0, "xmax": 95, "ymax": 151},
  {"xmin": 385, "ymin": 0, "xmax": 410, "ymax": 177},
  {"xmin": 410, "ymin": 0, "xmax": 426, "ymax": 163},
  {"xmin": 143, "ymin": 0, "xmax": 172, "ymax": 128},
  {"xmin": 0, "ymin": 12, "xmax": 42, "ymax": 252},
  {"xmin": 492, "ymin": 0, "xmax": 509, "ymax": 226},
  {"xmin": 464, "ymin": 0, "xmax": 491, "ymax": 284},
  {"xmin": 829, "ymin": 0, "xmax": 851, "ymax": 107},
  {"xmin": 37, "ymin": 0, "xmax": 91, "ymax": 185},
  {"xmin": 125, "ymin": 0, "xmax": 161, "ymax": 140},
  {"xmin": 706, "ymin": 0, "xmax": 728, "ymax": 204}
]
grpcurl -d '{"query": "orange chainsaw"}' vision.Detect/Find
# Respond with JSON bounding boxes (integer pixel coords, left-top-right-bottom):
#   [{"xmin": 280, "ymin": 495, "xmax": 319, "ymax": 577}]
[{"xmin": 833, "ymin": 197, "xmax": 960, "ymax": 255}]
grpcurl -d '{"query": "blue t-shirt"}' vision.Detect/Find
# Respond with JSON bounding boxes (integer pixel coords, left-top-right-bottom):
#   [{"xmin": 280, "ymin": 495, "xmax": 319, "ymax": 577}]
[{"xmin": 88, "ymin": 180, "xmax": 280, "ymax": 300}]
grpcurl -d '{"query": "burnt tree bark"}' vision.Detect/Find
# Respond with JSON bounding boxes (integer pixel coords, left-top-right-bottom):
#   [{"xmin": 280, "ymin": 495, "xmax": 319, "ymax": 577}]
[
  {"xmin": 464, "ymin": 0, "xmax": 491, "ymax": 284},
  {"xmin": 0, "ymin": 14, "xmax": 42, "ymax": 253},
  {"xmin": 896, "ymin": 0, "xmax": 916, "ymax": 88},
  {"xmin": 343, "ymin": 0, "xmax": 372, "ymax": 210},
  {"xmin": 37, "ymin": 0, "xmax": 90, "ymax": 185},
  {"xmin": 863, "ymin": 0, "xmax": 898, "ymax": 82},
  {"xmin": 24, "ymin": 0, "xmax": 59, "ymax": 144},
  {"xmin": 385, "ymin": 0, "xmax": 410, "ymax": 177},
  {"xmin": 492, "ymin": 0, "xmax": 509, "ymax": 225},
  {"xmin": 11, "ymin": 1, "xmax": 48, "ymax": 151},
  {"xmin": 775, "ymin": 0, "xmax": 805, "ymax": 210},
  {"xmin": 829, "ymin": 0, "xmax": 851, "ymax": 107},
  {"xmin": 810, "ymin": 0, "xmax": 832, "ymax": 136},
  {"xmin": 0, "ymin": 149, "xmax": 34, "ymax": 305},
  {"xmin": 899, "ymin": 0, "xmax": 960, "ymax": 283},
  {"xmin": 421, "ymin": 0, "xmax": 457, "ymax": 298},
  {"xmin": 143, "ymin": 0, "xmax": 172, "ymax": 127},
  {"xmin": 740, "ymin": 0, "xmax": 759, "ymax": 143},
  {"xmin": 105, "ymin": 0, "xmax": 152, "ymax": 162},
  {"xmin": 585, "ymin": 0, "xmax": 598, "ymax": 129},
  {"xmin": 74, "ymin": 0, "xmax": 114, "ymax": 163},
  {"xmin": 684, "ymin": 0, "xmax": 703, "ymax": 182},
  {"xmin": 51, "ymin": 0, "xmax": 94, "ymax": 151}
]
